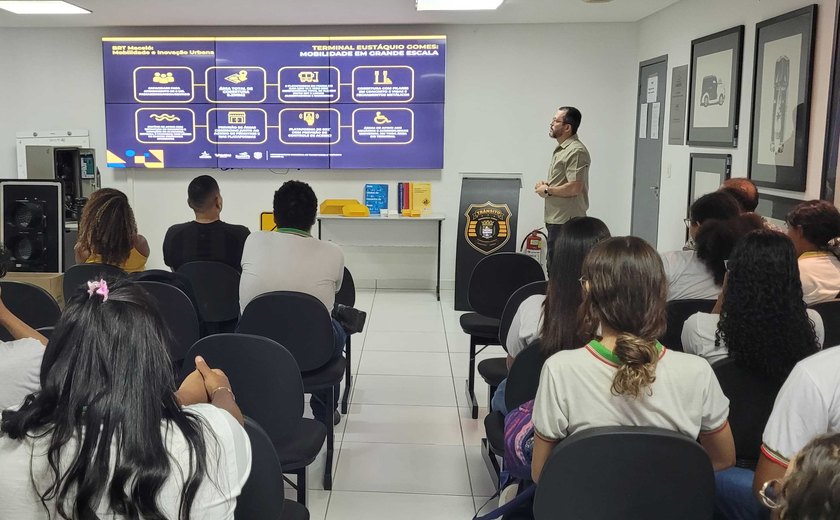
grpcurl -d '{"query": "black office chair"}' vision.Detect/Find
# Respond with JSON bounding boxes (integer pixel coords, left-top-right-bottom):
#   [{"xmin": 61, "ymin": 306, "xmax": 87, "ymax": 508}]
[
  {"xmin": 238, "ymin": 291, "xmax": 345, "ymax": 491},
  {"xmin": 0, "ymin": 281, "xmax": 61, "ymax": 342},
  {"xmin": 661, "ymin": 299, "xmax": 716, "ymax": 351},
  {"xmin": 177, "ymin": 261, "xmax": 241, "ymax": 335},
  {"xmin": 335, "ymin": 267, "xmax": 356, "ymax": 414},
  {"xmin": 460, "ymin": 253, "xmax": 545, "ymax": 419},
  {"xmin": 179, "ymin": 334, "xmax": 325, "ymax": 507},
  {"xmin": 498, "ymin": 281, "xmax": 549, "ymax": 347},
  {"xmin": 137, "ymin": 281, "xmax": 200, "ymax": 364},
  {"xmin": 238, "ymin": 418, "xmax": 310, "ymax": 520},
  {"xmin": 713, "ymin": 357, "xmax": 783, "ymax": 468},
  {"xmin": 482, "ymin": 341, "xmax": 548, "ymax": 483},
  {"xmin": 62, "ymin": 263, "xmax": 126, "ymax": 303},
  {"xmin": 809, "ymin": 299, "xmax": 840, "ymax": 348},
  {"xmin": 533, "ymin": 426, "xmax": 715, "ymax": 520}
]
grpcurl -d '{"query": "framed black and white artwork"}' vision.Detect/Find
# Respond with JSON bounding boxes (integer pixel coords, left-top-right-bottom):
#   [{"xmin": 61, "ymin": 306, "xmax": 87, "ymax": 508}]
[
  {"xmin": 687, "ymin": 26, "xmax": 745, "ymax": 147},
  {"xmin": 748, "ymin": 5, "xmax": 817, "ymax": 192},
  {"xmin": 756, "ymin": 192, "xmax": 801, "ymax": 229},
  {"xmin": 688, "ymin": 153, "xmax": 732, "ymax": 207}
]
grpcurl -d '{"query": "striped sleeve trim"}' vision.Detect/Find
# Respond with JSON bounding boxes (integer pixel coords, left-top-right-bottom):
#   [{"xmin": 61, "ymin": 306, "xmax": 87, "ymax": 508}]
[
  {"xmin": 534, "ymin": 429, "xmax": 562, "ymax": 443},
  {"xmin": 760, "ymin": 444, "xmax": 790, "ymax": 468},
  {"xmin": 699, "ymin": 419, "xmax": 729, "ymax": 436}
]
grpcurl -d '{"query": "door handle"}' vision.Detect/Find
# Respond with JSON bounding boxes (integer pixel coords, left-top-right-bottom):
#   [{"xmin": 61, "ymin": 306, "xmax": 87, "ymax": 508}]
[{"xmin": 649, "ymin": 186, "xmax": 660, "ymax": 199}]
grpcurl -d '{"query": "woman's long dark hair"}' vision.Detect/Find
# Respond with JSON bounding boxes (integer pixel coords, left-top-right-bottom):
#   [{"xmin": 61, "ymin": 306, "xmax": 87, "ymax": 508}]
[
  {"xmin": 540, "ymin": 217, "xmax": 610, "ymax": 356},
  {"xmin": 578, "ymin": 236, "xmax": 668, "ymax": 398},
  {"xmin": 695, "ymin": 213, "xmax": 765, "ymax": 285},
  {"xmin": 77, "ymin": 188, "xmax": 138, "ymax": 266},
  {"xmin": 716, "ymin": 230, "xmax": 819, "ymax": 382},
  {"xmin": 1, "ymin": 279, "xmax": 208, "ymax": 520}
]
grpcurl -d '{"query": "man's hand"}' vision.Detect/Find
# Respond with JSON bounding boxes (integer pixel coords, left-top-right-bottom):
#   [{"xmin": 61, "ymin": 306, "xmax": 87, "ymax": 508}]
[
  {"xmin": 534, "ymin": 180, "xmax": 547, "ymax": 190},
  {"xmin": 535, "ymin": 183, "xmax": 550, "ymax": 198}
]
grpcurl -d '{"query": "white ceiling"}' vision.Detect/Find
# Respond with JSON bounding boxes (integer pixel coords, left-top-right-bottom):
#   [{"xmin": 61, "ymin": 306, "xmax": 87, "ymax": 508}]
[{"xmin": 0, "ymin": 0, "xmax": 682, "ymax": 28}]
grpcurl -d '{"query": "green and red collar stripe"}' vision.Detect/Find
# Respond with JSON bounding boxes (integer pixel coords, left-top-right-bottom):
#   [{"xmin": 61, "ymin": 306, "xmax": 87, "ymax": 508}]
[
  {"xmin": 275, "ymin": 227, "xmax": 312, "ymax": 237},
  {"xmin": 585, "ymin": 339, "xmax": 666, "ymax": 368}
]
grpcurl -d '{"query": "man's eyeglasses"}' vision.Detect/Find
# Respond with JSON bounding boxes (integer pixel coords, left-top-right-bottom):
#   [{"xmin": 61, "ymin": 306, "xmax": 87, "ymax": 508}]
[
  {"xmin": 551, "ymin": 118, "xmax": 568, "ymax": 125},
  {"xmin": 759, "ymin": 479, "xmax": 782, "ymax": 510}
]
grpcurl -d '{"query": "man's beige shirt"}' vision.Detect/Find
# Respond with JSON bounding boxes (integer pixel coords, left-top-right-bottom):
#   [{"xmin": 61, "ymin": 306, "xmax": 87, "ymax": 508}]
[{"xmin": 544, "ymin": 134, "xmax": 590, "ymax": 224}]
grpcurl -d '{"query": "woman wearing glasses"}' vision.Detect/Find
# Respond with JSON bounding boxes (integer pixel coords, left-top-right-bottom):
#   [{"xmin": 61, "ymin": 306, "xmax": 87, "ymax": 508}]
[{"xmin": 531, "ymin": 236, "xmax": 736, "ymax": 482}]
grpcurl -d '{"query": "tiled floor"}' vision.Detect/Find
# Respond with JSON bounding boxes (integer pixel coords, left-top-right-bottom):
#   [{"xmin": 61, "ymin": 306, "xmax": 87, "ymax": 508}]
[{"xmin": 288, "ymin": 288, "xmax": 504, "ymax": 519}]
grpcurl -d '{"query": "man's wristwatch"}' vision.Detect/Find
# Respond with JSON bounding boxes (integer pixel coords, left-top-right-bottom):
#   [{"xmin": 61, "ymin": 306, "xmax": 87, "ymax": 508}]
[{"xmin": 544, "ymin": 187, "xmax": 550, "ymax": 196}]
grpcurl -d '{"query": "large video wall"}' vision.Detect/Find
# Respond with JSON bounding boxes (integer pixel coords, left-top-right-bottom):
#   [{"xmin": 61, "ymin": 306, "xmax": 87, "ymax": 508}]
[{"xmin": 102, "ymin": 36, "xmax": 446, "ymax": 170}]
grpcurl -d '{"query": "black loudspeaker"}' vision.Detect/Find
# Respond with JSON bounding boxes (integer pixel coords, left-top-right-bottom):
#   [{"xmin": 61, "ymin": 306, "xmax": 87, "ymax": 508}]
[{"xmin": 0, "ymin": 180, "xmax": 64, "ymax": 272}]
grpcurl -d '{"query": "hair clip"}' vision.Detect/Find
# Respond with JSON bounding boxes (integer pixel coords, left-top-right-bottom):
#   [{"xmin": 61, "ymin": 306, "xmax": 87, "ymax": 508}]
[{"xmin": 87, "ymin": 279, "xmax": 109, "ymax": 302}]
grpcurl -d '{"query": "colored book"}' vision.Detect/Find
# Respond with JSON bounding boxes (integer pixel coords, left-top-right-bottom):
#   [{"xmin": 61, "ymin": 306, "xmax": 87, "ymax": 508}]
[
  {"xmin": 412, "ymin": 182, "xmax": 432, "ymax": 214},
  {"xmin": 364, "ymin": 183, "xmax": 389, "ymax": 214},
  {"xmin": 405, "ymin": 182, "xmax": 413, "ymax": 211},
  {"xmin": 397, "ymin": 183, "xmax": 404, "ymax": 213}
]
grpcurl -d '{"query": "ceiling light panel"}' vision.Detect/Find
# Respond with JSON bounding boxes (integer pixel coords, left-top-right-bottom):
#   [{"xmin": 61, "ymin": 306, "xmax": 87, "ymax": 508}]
[
  {"xmin": 0, "ymin": 1, "xmax": 90, "ymax": 14},
  {"xmin": 416, "ymin": 0, "xmax": 503, "ymax": 11}
]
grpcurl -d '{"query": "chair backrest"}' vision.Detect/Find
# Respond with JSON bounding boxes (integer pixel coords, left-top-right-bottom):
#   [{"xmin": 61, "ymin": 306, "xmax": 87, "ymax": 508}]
[
  {"xmin": 238, "ymin": 291, "xmax": 335, "ymax": 372},
  {"xmin": 137, "ymin": 281, "xmax": 200, "ymax": 363},
  {"xmin": 534, "ymin": 426, "xmax": 715, "ymax": 520},
  {"xmin": 177, "ymin": 261, "xmax": 241, "ymax": 323},
  {"xmin": 662, "ymin": 299, "xmax": 717, "ymax": 351},
  {"xmin": 0, "ymin": 281, "xmax": 61, "ymax": 342},
  {"xmin": 712, "ymin": 357, "xmax": 783, "ymax": 465},
  {"xmin": 237, "ymin": 417, "xmax": 286, "ymax": 520},
  {"xmin": 63, "ymin": 263, "xmax": 126, "ymax": 303},
  {"xmin": 504, "ymin": 340, "xmax": 549, "ymax": 412},
  {"xmin": 335, "ymin": 266, "xmax": 356, "ymax": 308},
  {"xmin": 468, "ymin": 253, "xmax": 545, "ymax": 319},
  {"xmin": 498, "ymin": 280, "xmax": 548, "ymax": 345},
  {"xmin": 808, "ymin": 299, "xmax": 840, "ymax": 348},
  {"xmin": 179, "ymin": 334, "xmax": 304, "ymax": 446}
]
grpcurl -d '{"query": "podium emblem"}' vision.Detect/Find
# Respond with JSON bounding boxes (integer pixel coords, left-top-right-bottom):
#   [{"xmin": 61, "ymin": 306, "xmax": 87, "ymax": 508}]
[{"xmin": 464, "ymin": 201, "xmax": 511, "ymax": 254}]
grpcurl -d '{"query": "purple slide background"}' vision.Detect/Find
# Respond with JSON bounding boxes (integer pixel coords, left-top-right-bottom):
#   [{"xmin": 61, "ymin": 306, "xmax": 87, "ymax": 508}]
[{"xmin": 103, "ymin": 37, "xmax": 445, "ymax": 170}]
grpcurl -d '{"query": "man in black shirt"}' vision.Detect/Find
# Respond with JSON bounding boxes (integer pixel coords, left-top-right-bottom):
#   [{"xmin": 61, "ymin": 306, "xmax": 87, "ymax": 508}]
[{"xmin": 163, "ymin": 175, "xmax": 250, "ymax": 272}]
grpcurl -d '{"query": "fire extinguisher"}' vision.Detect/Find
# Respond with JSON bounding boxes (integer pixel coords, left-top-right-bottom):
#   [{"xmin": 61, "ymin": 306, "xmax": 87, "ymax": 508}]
[{"xmin": 520, "ymin": 228, "xmax": 548, "ymax": 269}]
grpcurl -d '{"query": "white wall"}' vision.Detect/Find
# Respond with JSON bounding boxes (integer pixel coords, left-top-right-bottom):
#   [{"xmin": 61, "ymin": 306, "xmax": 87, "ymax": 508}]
[
  {"xmin": 0, "ymin": 23, "xmax": 639, "ymax": 287},
  {"xmin": 637, "ymin": 0, "xmax": 838, "ymax": 252}
]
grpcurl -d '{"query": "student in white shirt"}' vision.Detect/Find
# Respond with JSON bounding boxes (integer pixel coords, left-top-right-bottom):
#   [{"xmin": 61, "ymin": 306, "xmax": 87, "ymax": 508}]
[
  {"xmin": 0, "ymin": 279, "xmax": 250, "ymax": 520},
  {"xmin": 531, "ymin": 236, "xmax": 735, "ymax": 483},
  {"xmin": 682, "ymin": 229, "xmax": 822, "ymax": 375},
  {"xmin": 785, "ymin": 200, "xmax": 840, "ymax": 305},
  {"xmin": 0, "ymin": 286, "xmax": 48, "ymax": 411},
  {"xmin": 662, "ymin": 191, "xmax": 741, "ymax": 301}
]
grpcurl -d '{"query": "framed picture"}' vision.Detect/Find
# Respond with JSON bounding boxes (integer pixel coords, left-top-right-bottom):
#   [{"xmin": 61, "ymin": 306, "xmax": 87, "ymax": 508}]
[
  {"xmin": 756, "ymin": 192, "xmax": 802, "ymax": 229},
  {"xmin": 821, "ymin": 4, "xmax": 840, "ymax": 202},
  {"xmin": 686, "ymin": 153, "xmax": 731, "ymax": 241},
  {"xmin": 687, "ymin": 26, "xmax": 745, "ymax": 147},
  {"xmin": 748, "ymin": 5, "xmax": 817, "ymax": 192}
]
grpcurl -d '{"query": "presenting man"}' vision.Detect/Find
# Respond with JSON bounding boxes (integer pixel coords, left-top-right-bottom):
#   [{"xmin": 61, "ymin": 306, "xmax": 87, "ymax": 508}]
[
  {"xmin": 239, "ymin": 180, "xmax": 364, "ymax": 426},
  {"xmin": 163, "ymin": 175, "xmax": 250, "ymax": 272},
  {"xmin": 535, "ymin": 106, "xmax": 590, "ymax": 266}
]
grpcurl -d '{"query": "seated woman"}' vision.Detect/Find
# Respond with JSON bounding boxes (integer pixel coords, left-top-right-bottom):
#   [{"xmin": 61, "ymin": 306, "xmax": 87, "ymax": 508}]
[
  {"xmin": 757, "ymin": 433, "xmax": 840, "ymax": 519},
  {"xmin": 785, "ymin": 200, "xmax": 840, "ymax": 304},
  {"xmin": 531, "ymin": 236, "xmax": 736, "ymax": 482},
  {"xmin": 0, "ymin": 279, "xmax": 249, "ymax": 519},
  {"xmin": 494, "ymin": 217, "xmax": 609, "ymax": 414},
  {"xmin": 682, "ymin": 229, "xmax": 822, "ymax": 372},
  {"xmin": 74, "ymin": 188, "xmax": 150, "ymax": 273},
  {"xmin": 662, "ymin": 191, "xmax": 742, "ymax": 301}
]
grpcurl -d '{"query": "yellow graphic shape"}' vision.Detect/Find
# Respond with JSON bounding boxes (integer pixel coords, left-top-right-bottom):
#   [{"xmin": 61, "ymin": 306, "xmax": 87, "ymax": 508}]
[
  {"xmin": 374, "ymin": 70, "xmax": 393, "ymax": 85},
  {"xmin": 149, "ymin": 113, "xmax": 180, "ymax": 122},
  {"xmin": 224, "ymin": 70, "xmax": 249, "ymax": 84},
  {"xmin": 299, "ymin": 111, "xmax": 320, "ymax": 127},
  {"xmin": 298, "ymin": 71, "xmax": 320, "ymax": 83},
  {"xmin": 106, "ymin": 150, "xmax": 126, "ymax": 165},
  {"xmin": 228, "ymin": 111, "xmax": 247, "ymax": 124},
  {"xmin": 153, "ymin": 72, "xmax": 175, "ymax": 84},
  {"xmin": 134, "ymin": 150, "xmax": 165, "ymax": 169},
  {"xmin": 373, "ymin": 111, "xmax": 392, "ymax": 125}
]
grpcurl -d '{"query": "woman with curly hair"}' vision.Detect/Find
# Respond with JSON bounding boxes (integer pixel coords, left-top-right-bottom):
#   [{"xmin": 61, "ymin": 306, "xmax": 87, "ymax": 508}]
[
  {"xmin": 531, "ymin": 236, "xmax": 735, "ymax": 482},
  {"xmin": 74, "ymin": 188, "xmax": 150, "ymax": 273},
  {"xmin": 682, "ymin": 229, "xmax": 822, "ymax": 380},
  {"xmin": 786, "ymin": 200, "xmax": 840, "ymax": 304},
  {"xmin": 758, "ymin": 433, "xmax": 840, "ymax": 519}
]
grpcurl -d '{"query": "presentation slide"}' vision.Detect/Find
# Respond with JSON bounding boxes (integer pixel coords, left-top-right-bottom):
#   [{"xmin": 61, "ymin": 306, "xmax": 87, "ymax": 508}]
[{"xmin": 102, "ymin": 36, "xmax": 446, "ymax": 170}]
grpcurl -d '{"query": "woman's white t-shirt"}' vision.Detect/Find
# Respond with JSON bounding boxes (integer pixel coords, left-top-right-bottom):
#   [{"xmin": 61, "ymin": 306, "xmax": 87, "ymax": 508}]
[
  {"xmin": 0, "ymin": 404, "xmax": 251, "ymax": 520},
  {"xmin": 798, "ymin": 252, "xmax": 840, "ymax": 305},
  {"xmin": 681, "ymin": 309, "xmax": 825, "ymax": 364},
  {"xmin": 661, "ymin": 250, "xmax": 721, "ymax": 302},
  {"xmin": 533, "ymin": 341, "xmax": 730, "ymax": 442},
  {"xmin": 505, "ymin": 294, "xmax": 545, "ymax": 358}
]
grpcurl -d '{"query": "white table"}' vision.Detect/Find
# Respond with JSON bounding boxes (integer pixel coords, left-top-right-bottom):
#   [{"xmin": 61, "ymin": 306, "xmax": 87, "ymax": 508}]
[{"xmin": 316, "ymin": 213, "xmax": 446, "ymax": 300}]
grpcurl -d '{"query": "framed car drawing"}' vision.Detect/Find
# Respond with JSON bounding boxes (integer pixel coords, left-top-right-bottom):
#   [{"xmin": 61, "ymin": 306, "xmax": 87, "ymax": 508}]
[
  {"xmin": 748, "ymin": 5, "xmax": 817, "ymax": 192},
  {"xmin": 687, "ymin": 25, "xmax": 745, "ymax": 147}
]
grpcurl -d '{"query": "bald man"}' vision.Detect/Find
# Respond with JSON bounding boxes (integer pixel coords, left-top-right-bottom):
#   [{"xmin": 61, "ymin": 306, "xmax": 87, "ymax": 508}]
[{"xmin": 719, "ymin": 178, "xmax": 758, "ymax": 214}]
